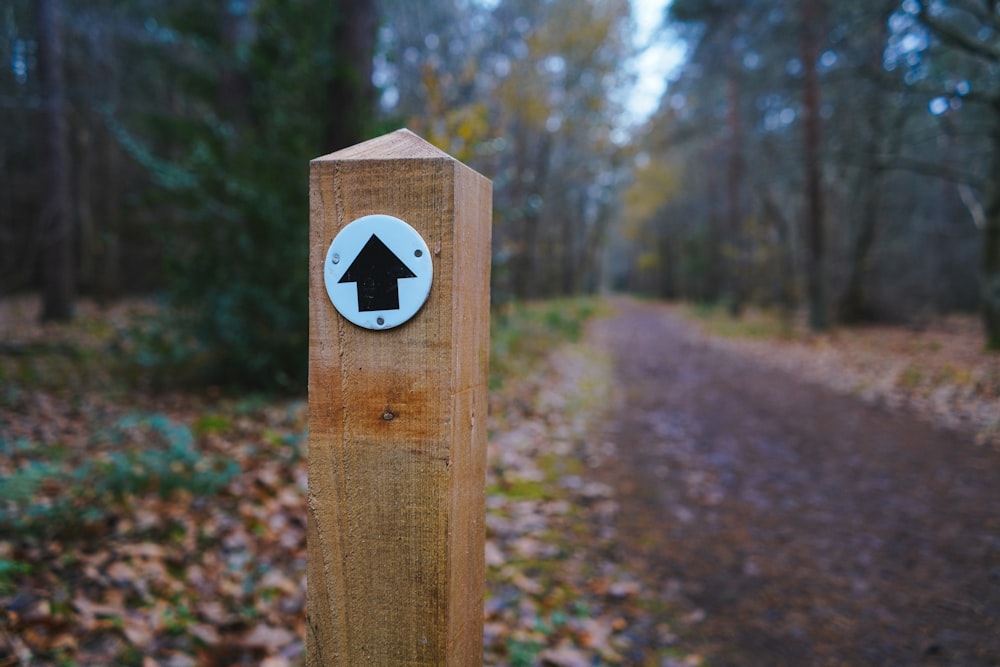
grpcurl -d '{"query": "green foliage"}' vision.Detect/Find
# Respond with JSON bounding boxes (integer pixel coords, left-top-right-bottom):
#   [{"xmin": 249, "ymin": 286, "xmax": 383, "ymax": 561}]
[
  {"xmin": 97, "ymin": 413, "xmax": 238, "ymax": 497},
  {"xmin": 192, "ymin": 413, "xmax": 231, "ymax": 435},
  {"xmin": 1, "ymin": 339, "xmax": 115, "ymax": 397},
  {"xmin": 145, "ymin": 113, "xmax": 311, "ymax": 390},
  {"xmin": 0, "ymin": 413, "xmax": 237, "ymax": 539},
  {"xmin": 687, "ymin": 302, "xmax": 794, "ymax": 341},
  {"xmin": 490, "ymin": 298, "xmax": 603, "ymax": 390},
  {"xmin": 0, "ymin": 558, "xmax": 32, "ymax": 593},
  {"xmin": 110, "ymin": 0, "xmax": 377, "ymax": 391},
  {"xmin": 114, "ymin": 308, "xmax": 208, "ymax": 388},
  {"xmin": 899, "ymin": 365, "xmax": 923, "ymax": 389},
  {"xmin": 622, "ymin": 156, "xmax": 680, "ymax": 237},
  {"xmin": 507, "ymin": 638, "xmax": 544, "ymax": 667},
  {"xmin": 489, "ymin": 478, "xmax": 549, "ymax": 501}
]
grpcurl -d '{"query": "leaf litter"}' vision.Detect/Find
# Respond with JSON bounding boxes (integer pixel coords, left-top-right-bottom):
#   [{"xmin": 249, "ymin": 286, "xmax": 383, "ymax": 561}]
[
  {"xmin": 8, "ymin": 296, "xmax": 997, "ymax": 665},
  {"xmin": 1, "ymin": 297, "xmax": 702, "ymax": 666}
]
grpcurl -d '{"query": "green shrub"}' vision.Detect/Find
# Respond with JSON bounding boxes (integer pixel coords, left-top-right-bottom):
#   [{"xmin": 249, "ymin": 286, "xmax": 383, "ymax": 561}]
[
  {"xmin": 0, "ymin": 413, "xmax": 238, "ymax": 539},
  {"xmin": 0, "ymin": 558, "xmax": 32, "ymax": 593},
  {"xmin": 490, "ymin": 297, "xmax": 604, "ymax": 390}
]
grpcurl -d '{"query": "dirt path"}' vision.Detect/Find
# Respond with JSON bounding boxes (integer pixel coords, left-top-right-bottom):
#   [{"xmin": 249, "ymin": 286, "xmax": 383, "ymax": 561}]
[{"xmin": 592, "ymin": 301, "xmax": 1000, "ymax": 666}]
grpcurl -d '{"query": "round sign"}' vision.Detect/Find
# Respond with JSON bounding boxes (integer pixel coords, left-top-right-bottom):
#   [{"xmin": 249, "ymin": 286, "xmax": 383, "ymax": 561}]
[{"xmin": 324, "ymin": 214, "xmax": 433, "ymax": 330}]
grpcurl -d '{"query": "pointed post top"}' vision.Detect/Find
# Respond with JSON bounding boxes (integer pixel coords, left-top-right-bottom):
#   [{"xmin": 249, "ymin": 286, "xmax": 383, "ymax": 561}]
[{"xmin": 314, "ymin": 128, "xmax": 454, "ymax": 162}]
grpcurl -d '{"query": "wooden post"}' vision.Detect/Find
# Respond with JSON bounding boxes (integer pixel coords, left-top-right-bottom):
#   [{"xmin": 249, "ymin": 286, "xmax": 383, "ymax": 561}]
[{"xmin": 307, "ymin": 129, "xmax": 492, "ymax": 665}]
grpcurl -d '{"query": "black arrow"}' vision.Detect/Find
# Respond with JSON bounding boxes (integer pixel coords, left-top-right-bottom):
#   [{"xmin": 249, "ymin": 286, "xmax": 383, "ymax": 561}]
[{"xmin": 338, "ymin": 234, "xmax": 417, "ymax": 312}]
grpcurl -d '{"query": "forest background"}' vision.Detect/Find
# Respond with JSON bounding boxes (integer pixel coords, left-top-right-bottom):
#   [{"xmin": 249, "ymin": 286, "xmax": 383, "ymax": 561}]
[
  {"xmin": 4, "ymin": 1, "xmax": 1000, "ymax": 665},
  {"xmin": 3, "ymin": 0, "xmax": 1000, "ymax": 385}
]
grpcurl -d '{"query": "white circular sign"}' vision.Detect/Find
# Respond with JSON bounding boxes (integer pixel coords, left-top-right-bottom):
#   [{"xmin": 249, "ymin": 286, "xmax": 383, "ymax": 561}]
[{"xmin": 324, "ymin": 214, "xmax": 433, "ymax": 330}]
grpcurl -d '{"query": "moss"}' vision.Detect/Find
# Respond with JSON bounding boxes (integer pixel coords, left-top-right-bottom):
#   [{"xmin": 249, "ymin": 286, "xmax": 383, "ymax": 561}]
[
  {"xmin": 685, "ymin": 302, "xmax": 796, "ymax": 341},
  {"xmin": 490, "ymin": 297, "xmax": 608, "ymax": 391},
  {"xmin": 898, "ymin": 365, "xmax": 923, "ymax": 389}
]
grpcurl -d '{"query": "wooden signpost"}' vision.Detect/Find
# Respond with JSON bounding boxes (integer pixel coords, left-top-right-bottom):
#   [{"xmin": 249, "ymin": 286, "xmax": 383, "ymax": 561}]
[{"xmin": 307, "ymin": 129, "xmax": 492, "ymax": 666}]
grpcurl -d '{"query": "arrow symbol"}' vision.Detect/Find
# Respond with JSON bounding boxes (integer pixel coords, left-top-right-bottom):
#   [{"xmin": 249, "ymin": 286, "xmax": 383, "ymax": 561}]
[{"xmin": 338, "ymin": 234, "xmax": 417, "ymax": 312}]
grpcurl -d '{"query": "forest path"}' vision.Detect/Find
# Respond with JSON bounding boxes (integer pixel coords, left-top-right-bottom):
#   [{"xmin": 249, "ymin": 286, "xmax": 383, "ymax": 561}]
[{"xmin": 591, "ymin": 300, "xmax": 1000, "ymax": 666}]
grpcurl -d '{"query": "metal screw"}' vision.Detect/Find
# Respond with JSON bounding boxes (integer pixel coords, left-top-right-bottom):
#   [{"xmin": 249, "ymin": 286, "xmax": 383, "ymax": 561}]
[
  {"xmin": 377, "ymin": 317, "xmax": 385, "ymax": 326},
  {"xmin": 331, "ymin": 253, "xmax": 340, "ymax": 264},
  {"xmin": 382, "ymin": 408, "xmax": 395, "ymax": 421},
  {"xmin": 414, "ymin": 249, "xmax": 423, "ymax": 258}
]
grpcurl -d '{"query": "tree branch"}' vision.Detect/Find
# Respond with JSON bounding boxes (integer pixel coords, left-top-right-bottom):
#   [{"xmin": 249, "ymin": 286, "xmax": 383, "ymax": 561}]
[
  {"xmin": 914, "ymin": 0, "xmax": 1000, "ymax": 63},
  {"xmin": 879, "ymin": 153, "xmax": 987, "ymax": 188},
  {"xmin": 958, "ymin": 183, "xmax": 987, "ymax": 228}
]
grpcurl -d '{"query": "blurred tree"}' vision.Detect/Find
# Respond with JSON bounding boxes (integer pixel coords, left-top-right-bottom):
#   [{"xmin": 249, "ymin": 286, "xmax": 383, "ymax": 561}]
[
  {"xmin": 10, "ymin": 0, "xmax": 366, "ymax": 387},
  {"xmin": 2, "ymin": 3, "xmax": 42, "ymax": 295},
  {"xmin": 325, "ymin": 0, "xmax": 376, "ymax": 151},
  {"xmin": 495, "ymin": 0, "xmax": 633, "ymax": 298},
  {"xmin": 834, "ymin": 1, "xmax": 902, "ymax": 323},
  {"xmin": 620, "ymin": 151, "xmax": 683, "ymax": 295},
  {"xmin": 379, "ymin": 0, "xmax": 634, "ymax": 301},
  {"xmin": 148, "ymin": 0, "xmax": 378, "ymax": 389},
  {"xmin": 2, "ymin": 0, "xmax": 190, "ymax": 301},
  {"xmin": 912, "ymin": 0, "xmax": 1000, "ymax": 348},
  {"xmin": 661, "ymin": 0, "xmax": 795, "ymax": 309},
  {"xmin": 800, "ymin": 0, "xmax": 827, "ymax": 330},
  {"xmin": 1, "ymin": 0, "xmax": 376, "ymax": 386},
  {"xmin": 35, "ymin": 0, "xmax": 74, "ymax": 321},
  {"xmin": 671, "ymin": 0, "xmax": 752, "ymax": 314},
  {"xmin": 631, "ymin": 0, "xmax": 984, "ymax": 327}
]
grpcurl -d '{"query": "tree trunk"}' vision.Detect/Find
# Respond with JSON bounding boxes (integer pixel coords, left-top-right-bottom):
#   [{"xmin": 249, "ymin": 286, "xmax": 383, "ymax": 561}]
[
  {"xmin": 560, "ymin": 201, "xmax": 576, "ymax": 296},
  {"xmin": 837, "ymin": 5, "xmax": 895, "ymax": 324},
  {"xmin": 910, "ymin": 0, "xmax": 1000, "ymax": 347},
  {"xmin": 512, "ymin": 131, "xmax": 551, "ymax": 299},
  {"xmin": 839, "ymin": 173, "xmax": 882, "ymax": 323},
  {"xmin": 578, "ymin": 193, "xmax": 616, "ymax": 295},
  {"xmin": 801, "ymin": 0, "xmax": 827, "ymax": 330},
  {"xmin": 725, "ymin": 70, "xmax": 745, "ymax": 316},
  {"xmin": 76, "ymin": 123, "xmax": 97, "ymax": 294},
  {"xmin": 325, "ymin": 0, "xmax": 377, "ymax": 152},
  {"xmin": 218, "ymin": 3, "xmax": 252, "ymax": 123},
  {"xmin": 757, "ymin": 183, "xmax": 797, "ymax": 315},
  {"xmin": 36, "ymin": 0, "xmax": 74, "ymax": 322},
  {"xmin": 100, "ymin": 56, "xmax": 122, "ymax": 301},
  {"xmin": 983, "ymin": 99, "xmax": 1000, "ymax": 349},
  {"xmin": 704, "ymin": 142, "xmax": 723, "ymax": 302}
]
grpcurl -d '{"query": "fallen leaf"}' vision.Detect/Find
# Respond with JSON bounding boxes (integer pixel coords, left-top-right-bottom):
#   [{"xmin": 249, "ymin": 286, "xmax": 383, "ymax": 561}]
[
  {"xmin": 484, "ymin": 539, "xmax": 505, "ymax": 567},
  {"xmin": 539, "ymin": 645, "xmax": 591, "ymax": 667},
  {"xmin": 607, "ymin": 580, "xmax": 641, "ymax": 598},
  {"xmin": 51, "ymin": 632, "xmax": 77, "ymax": 651},
  {"xmin": 195, "ymin": 600, "xmax": 231, "ymax": 626},
  {"xmin": 122, "ymin": 613, "xmax": 154, "ymax": 648},
  {"xmin": 239, "ymin": 623, "xmax": 296, "ymax": 650},
  {"xmin": 119, "ymin": 543, "xmax": 167, "ymax": 559},
  {"xmin": 260, "ymin": 657, "xmax": 291, "ymax": 667},
  {"xmin": 189, "ymin": 623, "xmax": 220, "ymax": 646},
  {"xmin": 259, "ymin": 569, "xmax": 298, "ymax": 596}
]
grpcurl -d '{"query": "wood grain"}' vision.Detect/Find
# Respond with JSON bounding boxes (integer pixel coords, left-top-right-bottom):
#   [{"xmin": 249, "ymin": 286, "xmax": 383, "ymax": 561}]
[{"xmin": 307, "ymin": 129, "xmax": 491, "ymax": 666}]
